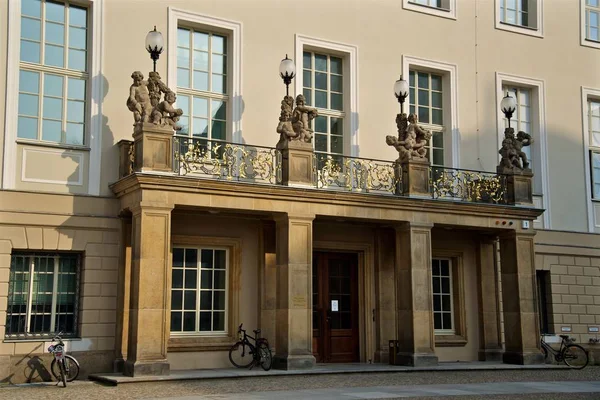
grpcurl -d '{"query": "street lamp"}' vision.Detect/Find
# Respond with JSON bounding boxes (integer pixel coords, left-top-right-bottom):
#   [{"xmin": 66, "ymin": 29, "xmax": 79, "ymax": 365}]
[
  {"xmin": 393, "ymin": 75, "xmax": 409, "ymax": 114},
  {"xmin": 500, "ymin": 92, "xmax": 517, "ymax": 128},
  {"xmin": 279, "ymin": 54, "xmax": 296, "ymax": 97},
  {"xmin": 145, "ymin": 26, "xmax": 164, "ymax": 72}
]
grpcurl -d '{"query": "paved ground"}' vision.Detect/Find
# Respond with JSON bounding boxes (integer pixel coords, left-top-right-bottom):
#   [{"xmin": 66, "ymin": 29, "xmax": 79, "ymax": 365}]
[{"xmin": 1, "ymin": 368, "xmax": 599, "ymax": 400}]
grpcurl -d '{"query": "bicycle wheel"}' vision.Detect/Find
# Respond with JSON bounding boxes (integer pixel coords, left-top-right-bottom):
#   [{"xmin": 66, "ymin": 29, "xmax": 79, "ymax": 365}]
[
  {"xmin": 58, "ymin": 360, "xmax": 67, "ymax": 387},
  {"xmin": 563, "ymin": 344, "xmax": 589, "ymax": 369},
  {"xmin": 51, "ymin": 356, "xmax": 80, "ymax": 382},
  {"xmin": 257, "ymin": 342, "xmax": 272, "ymax": 371},
  {"xmin": 229, "ymin": 341, "xmax": 254, "ymax": 368}
]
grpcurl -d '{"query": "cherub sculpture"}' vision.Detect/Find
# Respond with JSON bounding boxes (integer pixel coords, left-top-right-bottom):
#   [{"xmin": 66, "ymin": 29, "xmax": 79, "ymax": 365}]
[
  {"xmin": 156, "ymin": 91, "xmax": 184, "ymax": 130},
  {"xmin": 292, "ymin": 94, "xmax": 318, "ymax": 142},
  {"xmin": 386, "ymin": 112, "xmax": 432, "ymax": 163},
  {"xmin": 276, "ymin": 95, "xmax": 297, "ymax": 148},
  {"xmin": 126, "ymin": 71, "xmax": 152, "ymax": 124},
  {"xmin": 497, "ymin": 127, "xmax": 533, "ymax": 173},
  {"xmin": 407, "ymin": 113, "xmax": 432, "ymax": 158},
  {"xmin": 515, "ymin": 130, "xmax": 533, "ymax": 169}
]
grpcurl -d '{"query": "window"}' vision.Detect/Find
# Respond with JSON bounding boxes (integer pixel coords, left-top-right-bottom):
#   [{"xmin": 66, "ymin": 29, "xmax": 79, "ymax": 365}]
[
  {"xmin": 170, "ymin": 247, "xmax": 228, "ymax": 335},
  {"xmin": 18, "ymin": 0, "xmax": 88, "ymax": 146},
  {"xmin": 176, "ymin": 27, "xmax": 228, "ymax": 142},
  {"xmin": 303, "ymin": 51, "xmax": 345, "ymax": 167},
  {"xmin": 585, "ymin": 0, "xmax": 600, "ymax": 42},
  {"xmin": 502, "ymin": 86, "xmax": 532, "ymax": 164},
  {"xmin": 496, "ymin": 0, "xmax": 542, "ymax": 37},
  {"xmin": 403, "ymin": 0, "xmax": 456, "ymax": 19},
  {"xmin": 432, "ymin": 258, "xmax": 453, "ymax": 333},
  {"xmin": 409, "ymin": 70, "xmax": 444, "ymax": 166},
  {"xmin": 6, "ymin": 252, "xmax": 80, "ymax": 338},
  {"xmin": 536, "ymin": 270, "xmax": 553, "ymax": 334},
  {"xmin": 589, "ymin": 100, "xmax": 600, "ymax": 199}
]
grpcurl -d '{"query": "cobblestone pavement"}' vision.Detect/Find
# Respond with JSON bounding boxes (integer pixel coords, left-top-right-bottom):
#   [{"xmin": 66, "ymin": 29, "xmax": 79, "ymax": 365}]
[{"xmin": 0, "ymin": 367, "xmax": 598, "ymax": 400}]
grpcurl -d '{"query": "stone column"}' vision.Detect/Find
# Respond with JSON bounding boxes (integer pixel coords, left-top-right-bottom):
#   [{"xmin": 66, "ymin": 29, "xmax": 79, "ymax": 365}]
[
  {"xmin": 260, "ymin": 221, "xmax": 277, "ymax": 353},
  {"xmin": 374, "ymin": 228, "xmax": 397, "ymax": 363},
  {"xmin": 273, "ymin": 213, "xmax": 316, "ymax": 369},
  {"xmin": 114, "ymin": 216, "xmax": 132, "ymax": 372},
  {"xmin": 476, "ymin": 236, "xmax": 503, "ymax": 361},
  {"xmin": 499, "ymin": 231, "xmax": 544, "ymax": 365},
  {"xmin": 124, "ymin": 204, "xmax": 174, "ymax": 376},
  {"xmin": 394, "ymin": 222, "xmax": 438, "ymax": 366}
]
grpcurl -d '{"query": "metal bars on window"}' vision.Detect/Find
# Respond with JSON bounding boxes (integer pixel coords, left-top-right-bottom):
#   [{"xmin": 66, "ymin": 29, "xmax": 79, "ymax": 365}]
[
  {"xmin": 18, "ymin": 0, "xmax": 88, "ymax": 145},
  {"xmin": 6, "ymin": 253, "xmax": 80, "ymax": 338}
]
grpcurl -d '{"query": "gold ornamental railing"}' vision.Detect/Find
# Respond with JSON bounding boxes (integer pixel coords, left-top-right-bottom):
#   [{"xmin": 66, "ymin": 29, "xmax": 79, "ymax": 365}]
[
  {"xmin": 174, "ymin": 136, "xmax": 281, "ymax": 184},
  {"xmin": 313, "ymin": 154, "xmax": 400, "ymax": 194},
  {"xmin": 429, "ymin": 166, "xmax": 507, "ymax": 204}
]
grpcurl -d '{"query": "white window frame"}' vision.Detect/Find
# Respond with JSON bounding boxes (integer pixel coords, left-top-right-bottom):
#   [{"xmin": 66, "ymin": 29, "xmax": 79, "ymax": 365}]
[
  {"xmin": 6, "ymin": 253, "xmax": 80, "ymax": 338},
  {"xmin": 295, "ymin": 35, "xmax": 359, "ymax": 157},
  {"xmin": 581, "ymin": 0, "xmax": 600, "ymax": 49},
  {"xmin": 3, "ymin": 0, "xmax": 104, "ymax": 195},
  {"xmin": 167, "ymin": 8, "xmax": 242, "ymax": 143},
  {"xmin": 403, "ymin": 0, "xmax": 457, "ymax": 20},
  {"xmin": 170, "ymin": 246, "xmax": 229, "ymax": 337},
  {"xmin": 432, "ymin": 258, "xmax": 454, "ymax": 335},
  {"xmin": 495, "ymin": 72, "xmax": 550, "ymax": 229},
  {"xmin": 581, "ymin": 87, "xmax": 600, "ymax": 232},
  {"xmin": 495, "ymin": 0, "xmax": 544, "ymax": 38},
  {"xmin": 402, "ymin": 55, "xmax": 459, "ymax": 168}
]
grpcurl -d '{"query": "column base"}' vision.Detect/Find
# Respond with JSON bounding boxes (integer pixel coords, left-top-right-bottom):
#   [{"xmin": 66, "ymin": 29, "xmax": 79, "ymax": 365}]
[
  {"xmin": 394, "ymin": 352, "xmax": 438, "ymax": 367},
  {"xmin": 374, "ymin": 349, "xmax": 389, "ymax": 364},
  {"xmin": 113, "ymin": 357, "xmax": 125, "ymax": 373},
  {"xmin": 502, "ymin": 351, "xmax": 545, "ymax": 365},
  {"xmin": 123, "ymin": 360, "xmax": 170, "ymax": 377},
  {"xmin": 478, "ymin": 348, "xmax": 503, "ymax": 362},
  {"xmin": 273, "ymin": 354, "xmax": 316, "ymax": 370}
]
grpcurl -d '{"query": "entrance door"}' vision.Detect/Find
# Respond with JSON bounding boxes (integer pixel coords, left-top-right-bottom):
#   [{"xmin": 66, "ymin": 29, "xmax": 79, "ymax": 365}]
[{"xmin": 312, "ymin": 252, "xmax": 359, "ymax": 363}]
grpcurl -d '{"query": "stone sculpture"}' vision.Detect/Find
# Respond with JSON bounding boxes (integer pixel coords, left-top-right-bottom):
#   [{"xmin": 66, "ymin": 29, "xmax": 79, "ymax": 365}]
[
  {"xmin": 497, "ymin": 127, "xmax": 533, "ymax": 173},
  {"xmin": 276, "ymin": 94, "xmax": 318, "ymax": 148},
  {"xmin": 127, "ymin": 70, "xmax": 183, "ymax": 131},
  {"xmin": 386, "ymin": 113, "xmax": 432, "ymax": 163}
]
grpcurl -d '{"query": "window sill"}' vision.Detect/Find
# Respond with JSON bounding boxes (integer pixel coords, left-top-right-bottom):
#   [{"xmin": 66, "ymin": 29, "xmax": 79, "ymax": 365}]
[
  {"xmin": 403, "ymin": 1, "xmax": 457, "ymax": 20},
  {"xmin": 496, "ymin": 21, "xmax": 543, "ymax": 38},
  {"xmin": 168, "ymin": 335, "xmax": 236, "ymax": 352},
  {"xmin": 582, "ymin": 38, "xmax": 600, "ymax": 50},
  {"xmin": 435, "ymin": 334, "xmax": 467, "ymax": 347},
  {"xmin": 4, "ymin": 336, "xmax": 81, "ymax": 343},
  {"xmin": 16, "ymin": 139, "xmax": 91, "ymax": 152}
]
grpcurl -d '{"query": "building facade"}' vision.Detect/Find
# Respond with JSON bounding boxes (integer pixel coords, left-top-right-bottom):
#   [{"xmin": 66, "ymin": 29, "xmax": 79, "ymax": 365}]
[{"xmin": 0, "ymin": 0, "xmax": 599, "ymax": 382}]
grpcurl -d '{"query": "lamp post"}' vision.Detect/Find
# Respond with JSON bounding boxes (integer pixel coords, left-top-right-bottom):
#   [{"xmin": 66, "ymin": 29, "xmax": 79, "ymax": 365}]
[
  {"xmin": 500, "ymin": 92, "xmax": 517, "ymax": 129},
  {"xmin": 145, "ymin": 26, "xmax": 164, "ymax": 72},
  {"xmin": 393, "ymin": 75, "xmax": 409, "ymax": 114},
  {"xmin": 279, "ymin": 54, "xmax": 296, "ymax": 97}
]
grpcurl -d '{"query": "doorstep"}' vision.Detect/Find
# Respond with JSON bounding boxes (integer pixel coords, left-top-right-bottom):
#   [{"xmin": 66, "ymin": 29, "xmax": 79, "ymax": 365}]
[{"xmin": 88, "ymin": 361, "xmax": 569, "ymax": 385}]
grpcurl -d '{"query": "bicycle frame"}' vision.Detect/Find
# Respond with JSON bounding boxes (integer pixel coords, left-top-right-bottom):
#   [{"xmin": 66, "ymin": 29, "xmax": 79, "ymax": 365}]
[{"xmin": 541, "ymin": 335, "xmax": 569, "ymax": 360}]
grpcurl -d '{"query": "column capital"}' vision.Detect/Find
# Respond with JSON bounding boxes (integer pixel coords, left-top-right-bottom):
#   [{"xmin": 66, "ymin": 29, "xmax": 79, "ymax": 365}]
[
  {"xmin": 393, "ymin": 221, "xmax": 434, "ymax": 232},
  {"xmin": 130, "ymin": 203, "xmax": 175, "ymax": 217},
  {"xmin": 274, "ymin": 212, "xmax": 316, "ymax": 223}
]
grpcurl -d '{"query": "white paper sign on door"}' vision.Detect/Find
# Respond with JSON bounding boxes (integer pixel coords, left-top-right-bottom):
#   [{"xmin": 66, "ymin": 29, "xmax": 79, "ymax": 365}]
[{"xmin": 331, "ymin": 300, "xmax": 339, "ymax": 312}]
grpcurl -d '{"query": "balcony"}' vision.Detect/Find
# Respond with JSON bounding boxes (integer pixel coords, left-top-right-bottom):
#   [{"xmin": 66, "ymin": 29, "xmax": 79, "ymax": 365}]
[{"xmin": 118, "ymin": 135, "xmax": 530, "ymax": 207}]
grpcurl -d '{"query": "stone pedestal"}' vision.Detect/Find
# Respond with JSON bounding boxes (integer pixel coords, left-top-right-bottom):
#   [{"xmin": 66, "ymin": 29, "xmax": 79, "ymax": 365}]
[
  {"xmin": 397, "ymin": 159, "xmax": 431, "ymax": 197},
  {"xmin": 498, "ymin": 168, "xmax": 534, "ymax": 206},
  {"xmin": 124, "ymin": 205, "xmax": 174, "ymax": 377},
  {"xmin": 273, "ymin": 213, "xmax": 316, "ymax": 370},
  {"xmin": 499, "ymin": 231, "xmax": 544, "ymax": 365},
  {"xmin": 476, "ymin": 237, "xmax": 503, "ymax": 361},
  {"xmin": 279, "ymin": 140, "xmax": 314, "ymax": 187},
  {"xmin": 393, "ymin": 222, "xmax": 438, "ymax": 367},
  {"xmin": 133, "ymin": 123, "xmax": 174, "ymax": 173}
]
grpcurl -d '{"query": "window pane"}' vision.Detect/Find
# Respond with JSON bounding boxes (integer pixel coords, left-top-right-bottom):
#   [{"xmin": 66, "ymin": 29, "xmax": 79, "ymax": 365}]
[
  {"xmin": 303, "ymin": 88, "xmax": 312, "ymax": 107},
  {"xmin": 331, "ymin": 135, "xmax": 343, "ymax": 154},
  {"xmin": 184, "ymin": 269, "xmax": 197, "ymax": 289},
  {"xmin": 212, "ymin": 74, "xmax": 226, "ymax": 94},
  {"xmin": 330, "ymin": 118, "xmax": 343, "ymax": 135},
  {"xmin": 432, "ymin": 109, "xmax": 443, "ymax": 125},
  {"xmin": 303, "ymin": 70, "xmax": 311, "ymax": 88},
  {"xmin": 193, "ymin": 97, "xmax": 208, "ymax": 118},
  {"xmin": 212, "ymin": 100, "xmax": 226, "ymax": 120},
  {"xmin": 434, "ymin": 312, "xmax": 442, "ymax": 330},
  {"xmin": 330, "ymin": 75, "xmax": 342, "ymax": 93},
  {"xmin": 432, "ymin": 92, "xmax": 442, "ymax": 108},
  {"xmin": 184, "ymin": 291, "xmax": 196, "ymax": 310},
  {"xmin": 212, "ymin": 54, "xmax": 226, "ymax": 74},
  {"xmin": 68, "ymin": 49, "xmax": 86, "ymax": 71},
  {"xmin": 315, "ymin": 116, "xmax": 327, "ymax": 133},
  {"xmin": 67, "ymin": 78, "xmax": 85, "ymax": 100},
  {"xmin": 214, "ymin": 291, "xmax": 225, "ymax": 310},
  {"xmin": 193, "ymin": 118, "xmax": 208, "ymax": 137},
  {"xmin": 214, "ymin": 250, "xmax": 226, "ymax": 269},
  {"xmin": 193, "ymin": 50, "xmax": 208, "ymax": 71},
  {"xmin": 194, "ymin": 32, "xmax": 209, "ymax": 51},
  {"xmin": 22, "ymin": 0, "xmax": 42, "ymax": 18},
  {"xmin": 177, "ymin": 68, "xmax": 190, "ymax": 88},
  {"xmin": 21, "ymin": 17, "xmax": 41, "ymax": 41},
  {"xmin": 20, "ymin": 40, "xmax": 40, "ymax": 63},
  {"xmin": 417, "ymin": 72, "xmax": 429, "ymax": 89},
  {"xmin": 173, "ymin": 248, "xmax": 184, "ymax": 268},
  {"xmin": 178, "ymin": 28, "xmax": 190, "ymax": 48},
  {"xmin": 45, "ymin": 44, "xmax": 64, "ymax": 67},
  {"xmin": 19, "ymin": 93, "xmax": 39, "ymax": 116},
  {"xmin": 211, "ymin": 120, "xmax": 226, "ymax": 140},
  {"xmin": 315, "ymin": 133, "xmax": 327, "ymax": 152},
  {"xmin": 214, "ymin": 270, "xmax": 226, "ymax": 289},
  {"xmin": 186, "ymin": 250, "xmax": 197, "ymax": 268},
  {"xmin": 172, "ymin": 269, "xmax": 183, "ymax": 288},
  {"xmin": 199, "ymin": 312, "xmax": 211, "ymax": 331},
  {"xmin": 200, "ymin": 291, "xmax": 212, "ymax": 310},
  {"xmin": 432, "ymin": 131, "xmax": 443, "ymax": 148},
  {"xmin": 330, "ymin": 57, "xmax": 342, "ymax": 74},
  {"xmin": 193, "ymin": 71, "xmax": 208, "ymax": 91},
  {"xmin": 67, "ymin": 100, "xmax": 84, "ymax": 123},
  {"xmin": 45, "ymin": 74, "xmax": 63, "ymax": 97},
  {"xmin": 42, "ymin": 119, "xmax": 61, "ymax": 142},
  {"xmin": 433, "ymin": 149, "xmax": 444, "ymax": 166},
  {"xmin": 213, "ymin": 312, "xmax": 225, "ymax": 331},
  {"xmin": 170, "ymin": 312, "xmax": 182, "ymax": 331},
  {"xmin": 418, "ymin": 89, "xmax": 429, "ymax": 106},
  {"xmin": 212, "ymin": 35, "xmax": 226, "ymax": 54},
  {"xmin": 418, "ymin": 107, "xmax": 429, "ymax": 124},
  {"xmin": 315, "ymin": 54, "xmax": 327, "ymax": 72},
  {"xmin": 315, "ymin": 72, "xmax": 327, "ymax": 90},
  {"xmin": 201, "ymin": 249, "xmax": 214, "ymax": 268},
  {"xmin": 69, "ymin": 27, "xmax": 86, "ymax": 50},
  {"xmin": 183, "ymin": 312, "xmax": 195, "ymax": 331},
  {"xmin": 66, "ymin": 122, "xmax": 82, "ymax": 145},
  {"xmin": 201, "ymin": 270, "xmax": 213, "ymax": 289},
  {"xmin": 20, "ymin": 70, "xmax": 40, "ymax": 93},
  {"xmin": 46, "ymin": 2, "xmax": 65, "ymax": 22},
  {"xmin": 442, "ymin": 313, "xmax": 452, "ymax": 329},
  {"xmin": 171, "ymin": 290, "xmax": 182, "ymax": 309},
  {"xmin": 331, "ymin": 93, "xmax": 343, "ymax": 111},
  {"xmin": 18, "ymin": 116, "xmax": 38, "ymax": 139},
  {"xmin": 43, "ymin": 97, "xmax": 62, "ymax": 119},
  {"xmin": 46, "ymin": 22, "xmax": 64, "ymax": 45},
  {"xmin": 69, "ymin": 6, "xmax": 87, "ymax": 28},
  {"xmin": 315, "ymin": 91, "xmax": 327, "ymax": 108}
]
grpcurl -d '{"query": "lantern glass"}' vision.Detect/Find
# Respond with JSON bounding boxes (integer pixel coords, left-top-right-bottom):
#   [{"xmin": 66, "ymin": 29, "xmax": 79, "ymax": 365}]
[{"xmin": 145, "ymin": 28, "xmax": 164, "ymax": 53}]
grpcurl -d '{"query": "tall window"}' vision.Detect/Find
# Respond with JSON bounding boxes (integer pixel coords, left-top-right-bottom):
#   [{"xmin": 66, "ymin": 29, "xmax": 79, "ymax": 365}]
[
  {"xmin": 171, "ymin": 247, "xmax": 228, "ymax": 334},
  {"xmin": 18, "ymin": 0, "xmax": 88, "ymax": 145},
  {"xmin": 6, "ymin": 253, "xmax": 80, "ymax": 338},
  {"xmin": 586, "ymin": 0, "xmax": 600, "ymax": 42},
  {"xmin": 536, "ymin": 270, "xmax": 553, "ymax": 334},
  {"xmin": 176, "ymin": 28, "xmax": 228, "ymax": 142},
  {"xmin": 502, "ymin": 86, "xmax": 532, "ymax": 165},
  {"xmin": 589, "ymin": 99, "xmax": 600, "ymax": 199},
  {"xmin": 432, "ymin": 258, "xmax": 453, "ymax": 333},
  {"xmin": 409, "ymin": 70, "xmax": 444, "ymax": 166},
  {"xmin": 303, "ymin": 51, "xmax": 344, "ymax": 167}
]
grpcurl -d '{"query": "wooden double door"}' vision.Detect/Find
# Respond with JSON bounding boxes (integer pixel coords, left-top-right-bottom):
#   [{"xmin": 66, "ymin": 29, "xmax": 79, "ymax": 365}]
[{"xmin": 312, "ymin": 252, "xmax": 359, "ymax": 363}]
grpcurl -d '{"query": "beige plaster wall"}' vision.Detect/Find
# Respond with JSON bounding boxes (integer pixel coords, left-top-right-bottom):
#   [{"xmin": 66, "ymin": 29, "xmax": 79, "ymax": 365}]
[
  {"xmin": 169, "ymin": 212, "xmax": 261, "ymax": 370},
  {"xmin": 432, "ymin": 230, "xmax": 481, "ymax": 362},
  {"xmin": 0, "ymin": 191, "xmax": 121, "ymax": 383}
]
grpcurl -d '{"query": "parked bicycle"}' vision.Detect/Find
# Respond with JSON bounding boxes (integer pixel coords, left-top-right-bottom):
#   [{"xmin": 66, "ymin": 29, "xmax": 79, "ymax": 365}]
[
  {"xmin": 228, "ymin": 324, "xmax": 272, "ymax": 371},
  {"xmin": 47, "ymin": 331, "xmax": 80, "ymax": 386},
  {"xmin": 540, "ymin": 334, "xmax": 589, "ymax": 369}
]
